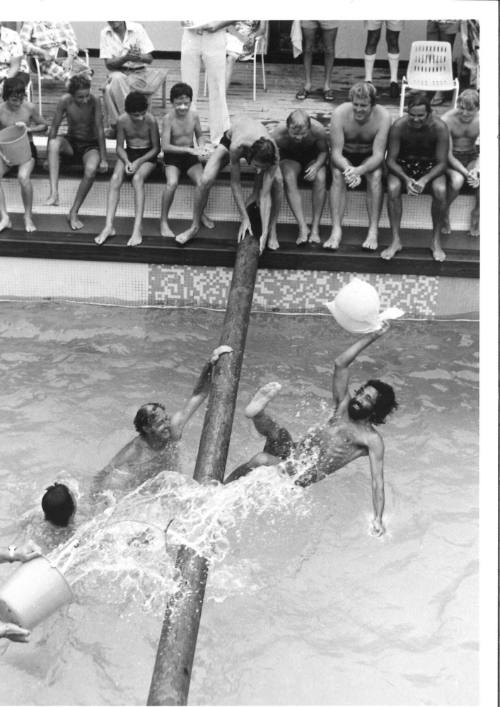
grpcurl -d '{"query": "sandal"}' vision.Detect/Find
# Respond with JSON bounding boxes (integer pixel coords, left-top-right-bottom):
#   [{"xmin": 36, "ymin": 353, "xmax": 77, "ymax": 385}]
[
  {"xmin": 323, "ymin": 88, "xmax": 335, "ymax": 102},
  {"xmin": 295, "ymin": 87, "xmax": 310, "ymax": 100}
]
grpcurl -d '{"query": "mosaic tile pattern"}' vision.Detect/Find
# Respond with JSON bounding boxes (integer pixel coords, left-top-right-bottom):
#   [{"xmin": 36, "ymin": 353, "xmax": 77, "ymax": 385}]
[{"xmin": 149, "ymin": 264, "xmax": 442, "ymax": 317}]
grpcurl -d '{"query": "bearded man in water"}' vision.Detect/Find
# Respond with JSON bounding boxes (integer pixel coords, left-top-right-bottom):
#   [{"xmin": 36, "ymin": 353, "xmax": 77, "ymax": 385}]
[{"xmin": 224, "ymin": 322, "xmax": 397, "ymax": 536}]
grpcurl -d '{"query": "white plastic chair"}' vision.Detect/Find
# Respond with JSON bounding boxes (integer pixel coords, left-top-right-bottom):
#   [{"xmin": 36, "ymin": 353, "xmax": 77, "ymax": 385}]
[
  {"xmin": 205, "ymin": 34, "xmax": 267, "ymax": 101},
  {"xmin": 30, "ymin": 49, "xmax": 91, "ymax": 116},
  {"xmin": 399, "ymin": 41, "xmax": 459, "ymax": 116}
]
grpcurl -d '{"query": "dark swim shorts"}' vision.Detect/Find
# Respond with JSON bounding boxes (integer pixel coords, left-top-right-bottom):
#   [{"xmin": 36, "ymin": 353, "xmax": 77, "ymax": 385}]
[
  {"xmin": 126, "ymin": 146, "xmax": 158, "ymax": 166},
  {"xmin": 397, "ymin": 157, "xmax": 436, "ymax": 181},
  {"xmin": 163, "ymin": 151, "xmax": 200, "ymax": 175},
  {"xmin": 452, "ymin": 147, "xmax": 479, "ymax": 168},
  {"xmin": 342, "ymin": 150, "xmax": 372, "ymax": 168},
  {"xmin": 62, "ymin": 135, "xmax": 99, "ymax": 165}
]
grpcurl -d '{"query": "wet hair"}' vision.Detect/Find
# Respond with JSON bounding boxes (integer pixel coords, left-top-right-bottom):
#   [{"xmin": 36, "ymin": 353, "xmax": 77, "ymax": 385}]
[
  {"xmin": 133, "ymin": 402, "xmax": 169, "ymax": 436},
  {"xmin": 170, "ymin": 82, "xmax": 193, "ymax": 102},
  {"xmin": 457, "ymin": 88, "xmax": 479, "ymax": 109},
  {"xmin": 407, "ymin": 91, "xmax": 431, "ymax": 114},
  {"xmin": 364, "ymin": 379, "xmax": 398, "ymax": 425},
  {"xmin": 2, "ymin": 76, "xmax": 26, "ymax": 101},
  {"xmin": 68, "ymin": 73, "xmax": 91, "ymax": 95},
  {"xmin": 349, "ymin": 81, "xmax": 377, "ymax": 106},
  {"xmin": 248, "ymin": 137, "xmax": 279, "ymax": 167},
  {"xmin": 41, "ymin": 483, "xmax": 76, "ymax": 527},
  {"xmin": 125, "ymin": 91, "xmax": 148, "ymax": 114},
  {"xmin": 286, "ymin": 108, "xmax": 311, "ymax": 129}
]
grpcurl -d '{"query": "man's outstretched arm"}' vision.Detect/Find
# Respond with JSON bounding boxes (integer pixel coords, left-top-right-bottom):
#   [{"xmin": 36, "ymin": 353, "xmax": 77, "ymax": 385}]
[
  {"xmin": 368, "ymin": 433, "xmax": 385, "ymax": 536},
  {"xmin": 170, "ymin": 345, "xmax": 233, "ymax": 439},
  {"xmin": 332, "ymin": 321, "xmax": 390, "ymax": 407}
]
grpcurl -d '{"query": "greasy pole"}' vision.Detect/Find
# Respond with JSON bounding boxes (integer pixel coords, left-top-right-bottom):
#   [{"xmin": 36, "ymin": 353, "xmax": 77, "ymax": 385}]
[{"xmin": 147, "ymin": 206, "xmax": 261, "ymax": 706}]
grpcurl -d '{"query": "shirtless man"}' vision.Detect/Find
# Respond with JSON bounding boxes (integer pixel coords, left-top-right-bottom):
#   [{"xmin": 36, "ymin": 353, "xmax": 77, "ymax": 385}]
[
  {"xmin": 224, "ymin": 322, "xmax": 397, "ymax": 537},
  {"xmin": 270, "ymin": 109, "xmax": 329, "ymax": 246},
  {"xmin": 326, "ymin": 81, "xmax": 391, "ymax": 250},
  {"xmin": 382, "ymin": 91, "xmax": 449, "ymax": 262},
  {"xmin": 441, "ymin": 89, "xmax": 480, "ymax": 237},
  {"xmin": 175, "ymin": 115, "xmax": 283, "ymax": 253},
  {"xmin": 92, "ymin": 345, "xmax": 232, "ymax": 496}
]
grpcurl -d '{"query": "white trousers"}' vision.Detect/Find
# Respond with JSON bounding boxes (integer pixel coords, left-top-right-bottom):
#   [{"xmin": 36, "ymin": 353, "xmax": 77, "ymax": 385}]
[
  {"xmin": 104, "ymin": 67, "xmax": 166, "ymax": 126},
  {"xmin": 181, "ymin": 29, "xmax": 230, "ymax": 143}
]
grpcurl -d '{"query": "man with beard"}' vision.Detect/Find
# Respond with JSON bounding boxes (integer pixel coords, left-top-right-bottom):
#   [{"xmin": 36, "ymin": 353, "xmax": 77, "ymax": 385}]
[{"xmin": 224, "ymin": 322, "xmax": 397, "ymax": 536}]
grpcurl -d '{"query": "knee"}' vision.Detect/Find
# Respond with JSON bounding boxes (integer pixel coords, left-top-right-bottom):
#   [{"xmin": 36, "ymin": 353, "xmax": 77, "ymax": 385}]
[
  {"xmin": 84, "ymin": 164, "xmax": 98, "ymax": 179},
  {"xmin": 314, "ymin": 168, "xmax": 326, "ymax": 187},
  {"xmin": 166, "ymin": 176, "xmax": 179, "ymax": 190},
  {"xmin": 449, "ymin": 172, "xmax": 464, "ymax": 192},
  {"xmin": 131, "ymin": 174, "xmax": 145, "ymax": 188},
  {"xmin": 47, "ymin": 138, "xmax": 61, "ymax": 156},
  {"xmin": 387, "ymin": 179, "xmax": 401, "ymax": 199},
  {"xmin": 17, "ymin": 174, "xmax": 31, "ymax": 188},
  {"xmin": 432, "ymin": 180, "xmax": 447, "ymax": 201},
  {"xmin": 250, "ymin": 452, "xmax": 272, "ymax": 468},
  {"xmin": 367, "ymin": 168, "xmax": 382, "ymax": 186}
]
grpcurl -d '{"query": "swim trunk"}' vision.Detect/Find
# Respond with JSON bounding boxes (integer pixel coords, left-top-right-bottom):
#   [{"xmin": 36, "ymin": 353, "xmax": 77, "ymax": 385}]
[
  {"xmin": 62, "ymin": 136, "xmax": 99, "ymax": 165},
  {"xmin": 342, "ymin": 150, "xmax": 372, "ymax": 168},
  {"xmin": 280, "ymin": 144, "xmax": 332, "ymax": 188},
  {"xmin": 219, "ymin": 131, "xmax": 231, "ymax": 151},
  {"xmin": 365, "ymin": 20, "xmax": 403, "ymax": 32},
  {"xmin": 301, "ymin": 20, "xmax": 340, "ymax": 31},
  {"xmin": 2, "ymin": 140, "xmax": 37, "ymax": 175},
  {"xmin": 452, "ymin": 148, "xmax": 479, "ymax": 168},
  {"xmin": 397, "ymin": 157, "xmax": 436, "ymax": 181},
  {"xmin": 163, "ymin": 152, "xmax": 200, "ymax": 175},
  {"xmin": 126, "ymin": 147, "xmax": 158, "ymax": 166}
]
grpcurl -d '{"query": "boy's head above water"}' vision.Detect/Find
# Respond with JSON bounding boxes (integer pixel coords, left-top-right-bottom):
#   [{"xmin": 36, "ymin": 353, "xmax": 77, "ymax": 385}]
[{"xmin": 41, "ymin": 482, "xmax": 76, "ymax": 527}]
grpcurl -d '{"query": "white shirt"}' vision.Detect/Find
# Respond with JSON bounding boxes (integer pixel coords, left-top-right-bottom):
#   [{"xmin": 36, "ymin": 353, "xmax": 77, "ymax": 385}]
[{"xmin": 99, "ymin": 22, "xmax": 154, "ymax": 70}]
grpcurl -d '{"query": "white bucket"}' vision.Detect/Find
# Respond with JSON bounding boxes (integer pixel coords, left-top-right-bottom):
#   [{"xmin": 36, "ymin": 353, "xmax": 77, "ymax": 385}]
[
  {"xmin": 0, "ymin": 125, "xmax": 32, "ymax": 166},
  {"xmin": 0, "ymin": 556, "xmax": 73, "ymax": 629},
  {"xmin": 325, "ymin": 278, "xmax": 404, "ymax": 333}
]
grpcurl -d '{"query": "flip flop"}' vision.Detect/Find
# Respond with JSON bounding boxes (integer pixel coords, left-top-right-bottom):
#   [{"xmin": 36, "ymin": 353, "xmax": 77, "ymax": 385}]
[
  {"xmin": 295, "ymin": 87, "xmax": 310, "ymax": 100},
  {"xmin": 323, "ymin": 89, "xmax": 335, "ymax": 102}
]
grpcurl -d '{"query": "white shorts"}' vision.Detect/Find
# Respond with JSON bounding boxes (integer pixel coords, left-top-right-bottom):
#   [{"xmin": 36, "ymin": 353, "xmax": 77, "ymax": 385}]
[{"xmin": 365, "ymin": 20, "xmax": 404, "ymax": 32}]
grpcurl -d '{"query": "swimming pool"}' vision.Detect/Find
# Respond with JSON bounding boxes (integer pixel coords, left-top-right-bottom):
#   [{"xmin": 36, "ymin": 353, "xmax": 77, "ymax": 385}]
[{"xmin": 0, "ymin": 301, "xmax": 479, "ymax": 705}]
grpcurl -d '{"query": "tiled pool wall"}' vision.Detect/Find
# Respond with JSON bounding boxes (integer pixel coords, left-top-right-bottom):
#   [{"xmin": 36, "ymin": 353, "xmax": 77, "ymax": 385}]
[{"xmin": 0, "ymin": 258, "xmax": 478, "ymax": 318}]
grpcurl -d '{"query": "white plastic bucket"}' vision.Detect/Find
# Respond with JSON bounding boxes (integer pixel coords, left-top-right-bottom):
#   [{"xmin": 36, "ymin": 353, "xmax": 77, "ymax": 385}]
[
  {"xmin": 325, "ymin": 278, "xmax": 405, "ymax": 333},
  {"xmin": 0, "ymin": 556, "xmax": 73, "ymax": 629},
  {"xmin": 0, "ymin": 125, "xmax": 32, "ymax": 166}
]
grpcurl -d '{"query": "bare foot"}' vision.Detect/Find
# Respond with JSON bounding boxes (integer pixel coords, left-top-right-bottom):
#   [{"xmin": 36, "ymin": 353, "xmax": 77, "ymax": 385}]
[
  {"xmin": 160, "ymin": 221, "xmax": 174, "ymax": 237},
  {"xmin": 441, "ymin": 213, "xmax": 451, "ymax": 235},
  {"xmin": 309, "ymin": 230, "xmax": 321, "ymax": 245},
  {"xmin": 127, "ymin": 232, "xmax": 142, "ymax": 247},
  {"xmin": 95, "ymin": 227, "xmax": 115, "ymax": 245},
  {"xmin": 469, "ymin": 209, "xmax": 479, "ymax": 237},
  {"xmin": 0, "ymin": 213, "xmax": 12, "ymax": 232},
  {"xmin": 381, "ymin": 243, "xmax": 402, "ymax": 260},
  {"xmin": 68, "ymin": 213, "xmax": 84, "ymax": 230},
  {"xmin": 201, "ymin": 213, "xmax": 215, "ymax": 229},
  {"xmin": 45, "ymin": 194, "xmax": 59, "ymax": 206},
  {"xmin": 24, "ymin": 216, "xmax": 36, "ymax": 233},
  {"xmin": 244, "ymin": 382, "xmax": 282, "ymax": 418},
  {"xmin": 323, "ymin": 231, "xmax": 341, "ymax": 250},
  {"xmin": 431, "ymin": 244, "xmax": 446, "ymax": 262},
  {"xmin": 175, "ymin": 225, "xmax": 199, "ymax": 245},
  {"xmin": 362, "ymin": 231, "xmax": 378, "ymax": 250},
  {"xmin": 267, "ymin": 232, "xmax": 280, "ymax": 250},
  {"xmin": 296, "ymin": 226, "xmax": 309, "ymax": 246}
]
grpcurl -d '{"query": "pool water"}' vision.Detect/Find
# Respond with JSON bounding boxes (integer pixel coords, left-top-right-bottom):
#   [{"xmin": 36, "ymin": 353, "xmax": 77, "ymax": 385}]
[{"xmin": 0, "ymin": 301, "xmax": 479, "ymax": 705}]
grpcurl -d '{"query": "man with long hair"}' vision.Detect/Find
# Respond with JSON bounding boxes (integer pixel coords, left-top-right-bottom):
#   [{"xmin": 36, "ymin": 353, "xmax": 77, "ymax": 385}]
[{"xmin": 224, "ymin": 322, "xmax": 397, "ymax": 536}]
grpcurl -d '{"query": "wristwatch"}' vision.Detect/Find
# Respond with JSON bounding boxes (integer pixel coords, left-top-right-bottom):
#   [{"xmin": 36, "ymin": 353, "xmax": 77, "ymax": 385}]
[{"xmin": 8, "ymin": 545, "xmax": 16, "ymax": 561}]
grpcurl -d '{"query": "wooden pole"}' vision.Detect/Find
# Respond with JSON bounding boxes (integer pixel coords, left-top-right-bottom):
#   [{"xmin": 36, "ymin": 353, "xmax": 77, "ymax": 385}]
[{"xmin": 147, "ymin": 207, "xmax": 261, "ymax": 706}]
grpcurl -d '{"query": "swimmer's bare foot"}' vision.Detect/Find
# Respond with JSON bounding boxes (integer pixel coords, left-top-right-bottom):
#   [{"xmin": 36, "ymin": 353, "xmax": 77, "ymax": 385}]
[
  {"xmin": 309, "ymin": 230, "xmax": 321, "ymax": 245},
  {"xmin": 127, "ymin": 231, "xmax": 142, "ymax": 247},
  {"xmin": 431, "ymin": 244, "xmax": 446, "ymax": 262},
  {"xmin": 95, "ymin": 227, "xmax": 115, "ymax": 245},
  {"xmin": 381, "ymin": 242, "xmax": 402, "ymax": 260},
  {"xmin": 267, "ymin": 231, "xmax": 280, "ymax": 250},
  {"xmin": 24, "ymin": 216, "xmax": 36, "ymax": 232},
  {"xmin": 469, "ymin": 208, "xmax": 479, "ymax": 237},
  {"xmin": 245, "ymin": 382, "xmax": 282, "ymax": 418},
  {"xmin": 68, "ymin": 213, "xmax": 84, "ymax": 231},
  {"xmin": 0, "ymin": 213, "xmax": 12, "ymax": 232},
  {"xmin": 45, "ymin": 193, "xmax": 59, "ymax": 206},
  {"xmin": 160, "ymin": 220, "xmax": 174, "ymax": 237},
  {"xmin": 296, "ymin": 226, "xmax": 309, "ymax": 246},
  {"xmin": 441, "ymin": 213, "xmax": 451, "ymax": 235},
  {"xmin": 323, "ymin": 230, "xmax": 341, "ymax": 250},
  {"xmin": 175, "ymin": 225, "xmax": 199, "ymax": 245},
  {"xmin": 362, "ymin": 231, "xmax": 378, "ymax": 250},
  {"xmin": 201, "ymin": 213, "xmax": 215, "ymax": 229}
]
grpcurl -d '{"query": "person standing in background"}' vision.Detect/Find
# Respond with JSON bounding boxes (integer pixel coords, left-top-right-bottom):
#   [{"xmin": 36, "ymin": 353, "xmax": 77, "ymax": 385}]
[
  {"xmin": 180, "ymin": 21, "xmax": 234, "ymax": 144},
  {"xmin": 363, "ymin": 20, "xmax": 403, "ymax": 99}
]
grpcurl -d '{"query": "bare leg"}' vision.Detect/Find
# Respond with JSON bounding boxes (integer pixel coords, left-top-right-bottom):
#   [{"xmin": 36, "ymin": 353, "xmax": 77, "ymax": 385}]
[
  {"xmin": 266, "ymin": 172, "xmax": 283, "ymax": 250},
  {"xmin": 310, "ymin": 166, "xmax": 326, "ymax": 243},
  {"xmin": 69, "ymin": 149, "xmax": 100, "ymax": 230},
  {"xmin": 0, "ymin": 176, "xmax": 12, "ymax": 231},
  {"xmin": 128, "ymin": 162, "xmax": 156, "ymax": 246},
  {"xmin": 281, "ymin": 160, "xmax": 309, "ymax": 244},
  {"xmin": 301, "ymin": 27, "xmax": 315, "ymax": 92},
  {"xmin": 160, "ymin": 165, "xmax": 180, "ymax": 237},
  {"xmin": 189, "ymin": 163, "xmax": 214, "ymax": 229},
  {"xmin": 18, "ymin": 160, "xmax": 36, "ymax": 232},
  {"xmin": 321, "ymin": 28, "xmax": 338, "ymax": 92},
  {"xmin": 95, "ymin": 162, "xmax": 124, "ymax": 244},
  {"xmin": 323, "ymin": 168, "xmax": 344, "ymax": 249},
  {"xmin": 362, "ymin": 168, "xmax": 383, "ymax": 249},
  {"xmin": 381, "ymin": 174, "xmax": 403, "ymax": 259},
  {"xmin": 45, "ymin": 136, "xmax": 66, "ymax": 205},
  {"xmin": 469, "ymin": 189, "xmax": 479, "ymax": 237},
  {"xmin": 442, "ymin": 169, "xmax": 464, "ymax": 234},
  {"xmin": 430, "ymin": 176, "xmax": 447, "ymax": 261}
]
